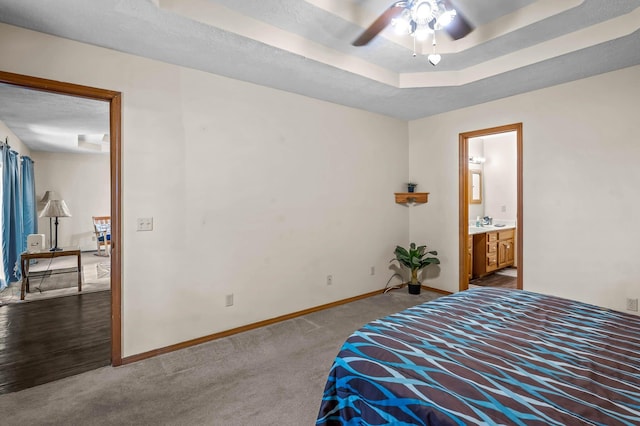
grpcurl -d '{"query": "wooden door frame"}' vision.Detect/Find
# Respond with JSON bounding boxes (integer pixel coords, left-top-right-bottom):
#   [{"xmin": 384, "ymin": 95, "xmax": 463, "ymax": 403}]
[
  {"xmin": 459, "ymin": 123, "xmax": 523, "ymax": 292},
  {"xmin": 0, "ymin": 70, "xmax": 123, "ymax": 366}
]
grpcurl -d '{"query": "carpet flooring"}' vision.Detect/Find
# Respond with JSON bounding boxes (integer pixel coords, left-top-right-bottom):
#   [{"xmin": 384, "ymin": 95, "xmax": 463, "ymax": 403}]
[{"xmin": 0, "ymin": 288, "xmax": 441, "ymax": 425}]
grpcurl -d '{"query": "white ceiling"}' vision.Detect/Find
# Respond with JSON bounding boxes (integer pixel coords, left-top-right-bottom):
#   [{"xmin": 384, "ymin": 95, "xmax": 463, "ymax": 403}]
[
  {"xmin": 0, "ymin": 0, "xmax": 639, "ymax": 152},
  {"xmin": 0, "ymin": 83, "xmax": 110, "ymax": 154}
]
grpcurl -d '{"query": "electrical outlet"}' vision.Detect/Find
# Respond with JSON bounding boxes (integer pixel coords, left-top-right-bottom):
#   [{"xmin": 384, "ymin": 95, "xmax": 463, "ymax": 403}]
[
  {"xmin": 626, "ymin": 298, "xmax": 638, "ymax": 312},
  {"xmin": 136, "ymin": 217, "xmax": 153, "ymax": 231},
  {"xmin": 225, "ymin": 294, "xmax": 234, "ymax": 307},
  {"xmin": 326, "ymin": 275, "xmax": 333, "ymax": 286},
  {"xmin": 370, "ymin": 266, "xmax": 375, "ymax": 276}
]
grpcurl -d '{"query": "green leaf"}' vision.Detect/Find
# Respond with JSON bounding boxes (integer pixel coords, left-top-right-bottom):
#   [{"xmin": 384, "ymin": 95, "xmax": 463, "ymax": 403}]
[
  {"xmin": 394, "ymin": 246, "xmax": 409, "ymax": 258},
  {"xmin": 393, "ymin": 242, "xmax": 440, "ymax": 274}
]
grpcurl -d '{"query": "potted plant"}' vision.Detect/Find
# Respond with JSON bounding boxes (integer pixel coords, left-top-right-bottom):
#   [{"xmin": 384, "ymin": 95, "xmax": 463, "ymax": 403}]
[
  {"xmin": 392, "ymin": 243, "xmax": 440, "ymax": 294},
  {"xmin": 407, "ymin": 182, "xmax": 418, "ymax": 193}
]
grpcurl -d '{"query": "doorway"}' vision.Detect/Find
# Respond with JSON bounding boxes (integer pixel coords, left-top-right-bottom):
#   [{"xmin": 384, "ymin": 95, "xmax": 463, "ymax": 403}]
[
  {"xmin": 0, "ymin": 71, "xmax": 122, "ymax": 378},
  {"xmin": 459, "ymin": 123, "xmax": 523, "ymax": 292}
]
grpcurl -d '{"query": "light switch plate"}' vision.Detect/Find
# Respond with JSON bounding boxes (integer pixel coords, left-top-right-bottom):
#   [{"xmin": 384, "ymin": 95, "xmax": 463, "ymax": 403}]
[{"xmin": 136, "ymin": 217, "xmax": 153, "ymax": 231}]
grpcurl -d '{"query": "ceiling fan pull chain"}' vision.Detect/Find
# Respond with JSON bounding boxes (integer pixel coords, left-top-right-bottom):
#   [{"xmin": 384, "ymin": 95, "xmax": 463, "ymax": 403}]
[{"xmin": 428, "ymin": 31, "xmax": 441, "ymax": 66}]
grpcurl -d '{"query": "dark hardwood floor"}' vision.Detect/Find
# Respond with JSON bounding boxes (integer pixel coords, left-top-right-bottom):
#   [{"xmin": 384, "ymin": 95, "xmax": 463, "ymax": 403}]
[
  {"xmin": 0, "ymin": 291, "xmax": 111, "ymax": 394},
  {"xmin": 470, "ymin": 272, "xmax": 517, "ymax": 288}
]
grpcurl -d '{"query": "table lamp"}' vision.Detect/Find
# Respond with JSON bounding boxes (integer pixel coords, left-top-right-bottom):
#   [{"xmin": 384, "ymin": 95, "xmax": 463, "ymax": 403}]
[
  {"xmin": 39, "ymin": 199, "xmax": 72, "ymax": 251},
  {"xmin": 40, "ymin": 190, "xmax": 59, "ymax": 249}
]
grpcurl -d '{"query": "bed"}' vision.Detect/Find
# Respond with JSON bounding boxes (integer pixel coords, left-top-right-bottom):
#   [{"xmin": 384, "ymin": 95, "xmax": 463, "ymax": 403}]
[{"xmin": 316, "ymin": 288, "xmax": 640, "ymax": 425}]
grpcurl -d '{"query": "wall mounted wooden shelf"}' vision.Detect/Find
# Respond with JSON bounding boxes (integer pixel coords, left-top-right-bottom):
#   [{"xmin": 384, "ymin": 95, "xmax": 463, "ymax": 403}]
[{"xmin": 395, "ymin": 192, "xmax": 429, "ymax": 204}]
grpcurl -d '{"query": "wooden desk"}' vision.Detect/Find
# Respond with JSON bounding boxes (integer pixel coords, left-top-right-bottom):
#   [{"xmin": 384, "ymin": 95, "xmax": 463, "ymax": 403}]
[{"xmin": 20, "ymin": 248, "xmax": 82, "ymax": 300}]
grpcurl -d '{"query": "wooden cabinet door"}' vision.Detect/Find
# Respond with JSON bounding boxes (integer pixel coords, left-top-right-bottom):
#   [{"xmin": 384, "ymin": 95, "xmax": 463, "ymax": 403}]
[
  {"xmin": 467, "ymin": 235, "xmax": 473, "ymax": 280},
  {"xmin": 498, "ymin": 241, "xmax": 507, "ymax": 268},
  {"xmin": 498, "ymin": 238, "xmax": 514, "ymax": 268},
  {"xmin": 505, "ymin": 239, "xmax": 514, "ymax": 265}
]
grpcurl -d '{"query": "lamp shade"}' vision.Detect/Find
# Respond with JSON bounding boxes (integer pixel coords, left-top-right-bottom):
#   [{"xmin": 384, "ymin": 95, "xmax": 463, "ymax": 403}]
[
  {"xmin": 40, "ymin": 190, "xmax": 60, "ymax": 203},
  {"xmin": 39, "ymin": 200, "xmax": 72, "ymax": 218}
]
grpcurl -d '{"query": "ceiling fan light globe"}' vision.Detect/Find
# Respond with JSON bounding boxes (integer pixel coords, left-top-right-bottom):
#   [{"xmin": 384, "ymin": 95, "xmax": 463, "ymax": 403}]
[
  {"xmin": 392, "ymin": 16, "xmax": 412, "ymax": 35},
  {"xmin": 436, "ymin": 10, "xmax": 456, "ymax": 28},
  {"xmin": 415, "ymin": 1, "xmax": 433, "ymax": 20}
]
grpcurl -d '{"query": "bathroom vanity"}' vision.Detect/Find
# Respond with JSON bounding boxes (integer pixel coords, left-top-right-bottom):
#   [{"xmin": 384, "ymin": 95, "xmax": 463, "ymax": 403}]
[{"xmin": 470, "ymin": 226, "xmax": 515, "ymax": 278}]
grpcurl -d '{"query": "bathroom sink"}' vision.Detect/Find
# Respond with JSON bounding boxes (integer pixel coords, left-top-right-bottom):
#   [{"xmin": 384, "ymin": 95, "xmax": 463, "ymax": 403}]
[{"xmin": 469, "ymin": 224, "xmax": 513, "ymax": 234}]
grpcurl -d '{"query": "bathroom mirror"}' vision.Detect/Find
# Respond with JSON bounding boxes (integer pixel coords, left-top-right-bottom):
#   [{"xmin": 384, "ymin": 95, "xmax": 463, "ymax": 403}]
[{"xmin": 469, "ymin": 169, "xmax": 482, "ymax": 204}]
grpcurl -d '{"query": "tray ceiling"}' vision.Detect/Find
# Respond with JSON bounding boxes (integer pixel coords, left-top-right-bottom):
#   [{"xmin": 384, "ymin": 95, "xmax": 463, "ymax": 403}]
[{"xmin": 0, "ymin": 0, "xmax": 639, "ymax": 151}]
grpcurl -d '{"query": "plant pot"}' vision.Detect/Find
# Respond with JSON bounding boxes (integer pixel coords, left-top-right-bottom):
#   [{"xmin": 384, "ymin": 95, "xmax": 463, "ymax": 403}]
[
  {"xmin": 407, "ymin": 185, "xmax": 416, "ymax": 193},
  {"xmin": 408, "ymin": 283, "xmax": 421, "ymax": 294}
]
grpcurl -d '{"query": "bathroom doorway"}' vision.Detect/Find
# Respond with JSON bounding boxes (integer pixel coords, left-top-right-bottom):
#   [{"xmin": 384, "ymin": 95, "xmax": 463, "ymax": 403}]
[{"xmin": 458, "ymin": 123, "xmax": 523, "ymax": 291}]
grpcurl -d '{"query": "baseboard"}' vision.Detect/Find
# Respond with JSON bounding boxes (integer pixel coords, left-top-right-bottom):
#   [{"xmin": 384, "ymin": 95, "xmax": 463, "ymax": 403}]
[
  {"xmin": 121, "ymin": 285, "xmax": 454, "ymax": 365},
  {"xmin": 385, "ymin": 282, "xmax": 453, "ymax": 296},
  {"xmin": 421, "ymin": 285, "xmax": 452, "ymax": 295},
  {"xmin": 121, "ymin": 288, "xmax": 386, "ymax": 365}
]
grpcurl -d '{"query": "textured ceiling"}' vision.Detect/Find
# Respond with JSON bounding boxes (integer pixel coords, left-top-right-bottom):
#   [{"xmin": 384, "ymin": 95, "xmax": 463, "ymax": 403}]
[
  {"xmin": 0, "ymin": 0, "xmax": 639, "ymax": 153},
  {"xmin": 0, "ymin": 83, "xmax": 109, "ymax": 154}
]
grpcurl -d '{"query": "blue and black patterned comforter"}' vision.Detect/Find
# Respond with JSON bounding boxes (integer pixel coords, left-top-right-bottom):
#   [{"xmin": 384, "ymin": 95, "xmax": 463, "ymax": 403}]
[{"xmin": 317, "ymin": 288, "xmax": 640, "ymax": 425}]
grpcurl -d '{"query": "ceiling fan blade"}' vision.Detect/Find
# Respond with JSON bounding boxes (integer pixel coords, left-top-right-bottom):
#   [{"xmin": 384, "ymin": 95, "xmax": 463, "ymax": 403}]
[
  {"xmin": 445, "ymin": 11, "xmax": 473, "ymax": 40},
  {"xmin": 442, "ymin": 0, "xmax": 474, "ymax": 40},
  {"xmin": 352, "ymin": 4, "xmax": 405, "ymax": 46}
]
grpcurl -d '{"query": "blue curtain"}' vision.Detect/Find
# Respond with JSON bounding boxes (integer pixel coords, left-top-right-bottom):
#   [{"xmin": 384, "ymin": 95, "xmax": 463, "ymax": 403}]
[
  {"xmin": 1, "ymin": 145, "xmax": 23, "ymax": 287},
  {"xmin": 21, "ymin": 156, "xmax": 37, "ymax": 251}
]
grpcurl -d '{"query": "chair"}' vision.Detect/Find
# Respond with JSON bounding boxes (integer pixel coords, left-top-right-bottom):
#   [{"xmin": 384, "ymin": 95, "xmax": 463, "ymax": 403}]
[{"xmin": 92, "ymin": 216, "xmax": 111, "ymax": 256}]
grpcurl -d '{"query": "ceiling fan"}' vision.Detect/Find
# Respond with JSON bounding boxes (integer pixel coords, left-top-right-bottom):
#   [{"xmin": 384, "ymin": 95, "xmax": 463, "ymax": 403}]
[{"xmin": 352, "ymin": 0, "xmax": 474, "ymax": 48}]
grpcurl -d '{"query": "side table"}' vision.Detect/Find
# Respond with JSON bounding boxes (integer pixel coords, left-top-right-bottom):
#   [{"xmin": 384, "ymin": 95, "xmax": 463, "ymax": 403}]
[{"xmin": 20, "ymin": 248, "xmax": 82, "ymax": 300}]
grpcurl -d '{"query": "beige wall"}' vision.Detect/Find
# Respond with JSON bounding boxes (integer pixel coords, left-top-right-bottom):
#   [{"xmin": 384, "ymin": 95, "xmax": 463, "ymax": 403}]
[
  {"xmin": 467, "ymin": 137, "xmax": 484, "ymax": 221},
  {"xmin": 409, "ymin": 64, "xmax": 640, "ymax": 313},
  {"xmin": 483, "ymin": 132, "xmax": 517, "ymax": 222},
  {"xmin": 0, "ymin": 23, "xmax": 409, "ymax": 356},
  {"xmin": 31, "ymin": 152, "xmax": 110, "ymax": 251},
  {"xmin": 3, "ymin": 21, "xmax": 638, "ymax": 358}
]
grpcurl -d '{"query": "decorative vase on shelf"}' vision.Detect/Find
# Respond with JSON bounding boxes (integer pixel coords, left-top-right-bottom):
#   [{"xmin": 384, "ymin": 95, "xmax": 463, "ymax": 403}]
[{"xmin": 407, "ymin": 183, "xmax": 417, "ymax": 193}]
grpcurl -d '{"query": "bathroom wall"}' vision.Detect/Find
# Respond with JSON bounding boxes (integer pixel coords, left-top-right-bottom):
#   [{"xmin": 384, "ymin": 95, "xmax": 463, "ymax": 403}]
[
  {"xmin": 468, "ymin": 138, "xmax": 484, "ymax": 222},
  {"xmin": 483, "ymin": 132, "xmax": 517, "ymax": 223}
]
